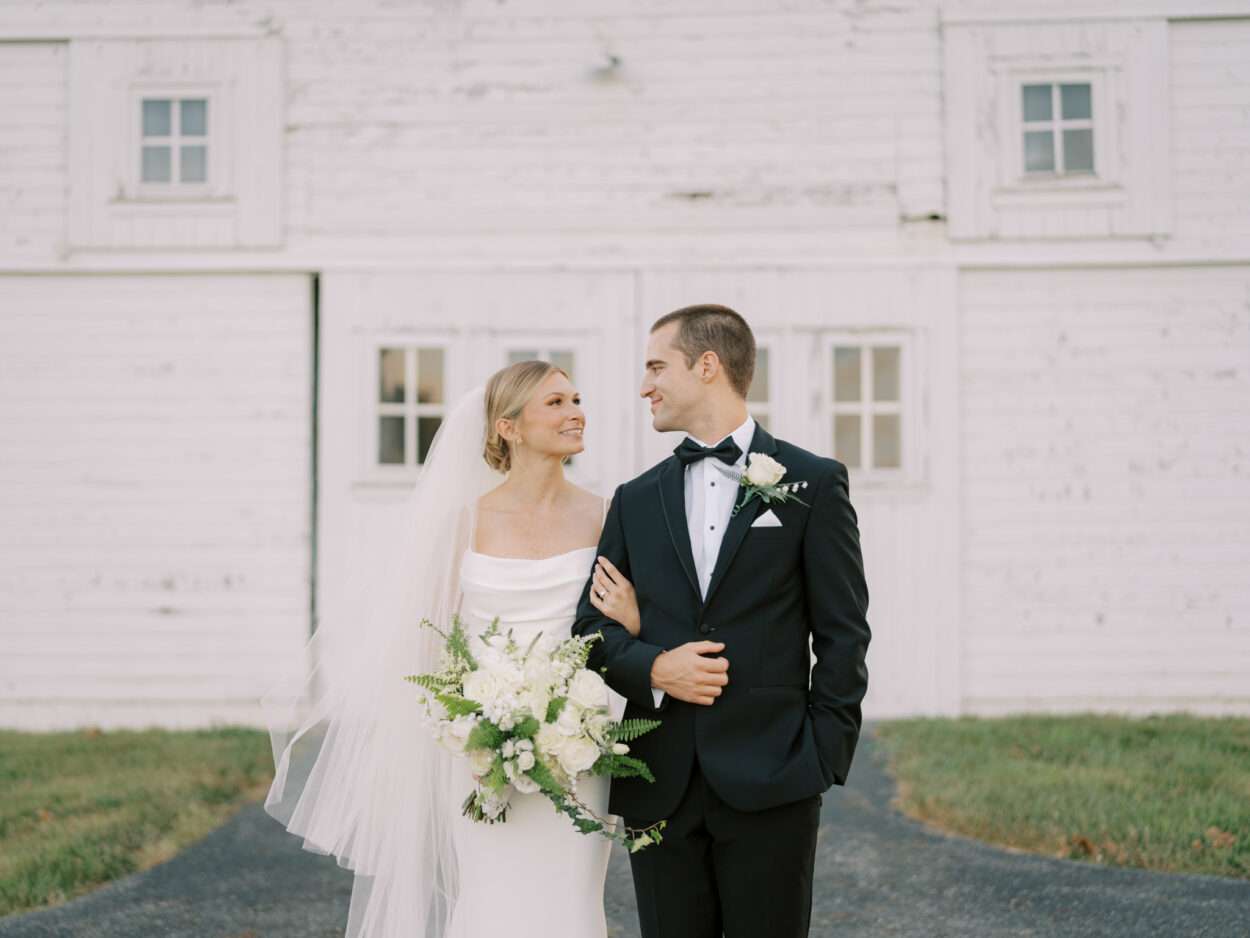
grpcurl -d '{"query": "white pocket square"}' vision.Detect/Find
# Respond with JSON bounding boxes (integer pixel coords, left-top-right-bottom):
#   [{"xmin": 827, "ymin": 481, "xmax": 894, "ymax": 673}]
[{"xmin": 751, "ymin": 509, "xmax": 783, "ymax": 528}]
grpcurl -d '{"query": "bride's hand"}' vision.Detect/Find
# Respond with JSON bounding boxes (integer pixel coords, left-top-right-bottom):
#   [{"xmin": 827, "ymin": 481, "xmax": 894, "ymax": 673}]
[{"xmin": 589, "ymin": 556, "xmax": 640, "ymax": 637}]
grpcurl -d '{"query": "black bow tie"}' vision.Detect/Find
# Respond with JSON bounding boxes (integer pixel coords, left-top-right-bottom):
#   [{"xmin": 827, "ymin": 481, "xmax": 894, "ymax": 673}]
[{"xmin": 674, "ymin": 436, "xmax": 743, "ymax": 468}]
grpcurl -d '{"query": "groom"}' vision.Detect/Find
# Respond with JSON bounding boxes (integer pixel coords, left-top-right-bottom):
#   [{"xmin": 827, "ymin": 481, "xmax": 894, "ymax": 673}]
[{"xmin": 572, "ymin": 304, "xmax": 871, "ymax": 938}]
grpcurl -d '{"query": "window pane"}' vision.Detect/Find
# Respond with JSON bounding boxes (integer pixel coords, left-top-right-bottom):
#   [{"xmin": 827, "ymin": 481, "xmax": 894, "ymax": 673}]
[
  {"xmin": 833, "ymin": 346, "xmax": 861, "ymax": 402},
  {"xmin": 142, "ymin": 99, "xmax": 171, "ymax": 137},
  {"xmin": 874, "ymin": 414, "xmax": 901, "ymax": 469},
  {"xmin": 1060, "ymin": 83, "xmax": 1091, "ymax": 120},
  {"xmin": 180, "ymin": 99, "xmax": 208, "ymax": 136},
  {"xmin": 379, "ymin": 348, "xmax": 406, "ymax": 403},
  {"xmin": 508, "ymin": 349, "xmax": 539, "ymax": 365},
  {"xmin": 747, "ymin": 348, "xmax": 769, "ymax": 403},
  {"xmin": 378, "ymin": 416, "xmax": 405, "ymax": 465},
  {"xmin": 417, "ymin": 417, "xmax": 442, "ymax": 464},
  {"xmin": 1023, "ymin": 131, "xmax": 1055, "ymax": 172},
  {"xmin": 872, "ymin": 347, "xmax": 900, "ymax": 402},
  {"xmin": 1063, "ymin": 128, "xmax": 1094, "ymax": 174},
  {"xmin": 141, "ymin": 145, "xmax": 171, "ymax": 182},
  {"xmin": 1021, "ymin": 84, "xmax": 1052, "ymax": 122},
  {"xmin": 834, "ymin": 415, "xmax": 861, "ymax": 468},
  {"xmin": 417, "ymin": 347, "xmax": 444, "ymax": 404},
  {"xmin": 550, "ymin": 350, "xmax": 576, "ymax": 381},
  {"xmin": 180, "ymin": 145, "xmax": 207, "ymax": 183}
]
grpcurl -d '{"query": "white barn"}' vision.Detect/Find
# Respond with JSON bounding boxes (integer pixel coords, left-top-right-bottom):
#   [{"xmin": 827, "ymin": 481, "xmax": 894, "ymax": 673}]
[{"xmin": 1, "ymin": 0, "xmax": 1247, "ymax": 729}]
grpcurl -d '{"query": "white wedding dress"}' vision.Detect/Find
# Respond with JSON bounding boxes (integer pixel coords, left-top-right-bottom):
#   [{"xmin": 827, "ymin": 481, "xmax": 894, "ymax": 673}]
[{"xmin": 445, "ymin": 508, "xmax": 626, "ymax": 938}]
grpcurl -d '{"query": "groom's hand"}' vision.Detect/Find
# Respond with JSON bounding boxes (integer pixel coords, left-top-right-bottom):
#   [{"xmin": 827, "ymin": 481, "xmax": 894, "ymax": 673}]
[{"xmin": 650, "ymin": 641, "xmax": 729, "ymax": 706}]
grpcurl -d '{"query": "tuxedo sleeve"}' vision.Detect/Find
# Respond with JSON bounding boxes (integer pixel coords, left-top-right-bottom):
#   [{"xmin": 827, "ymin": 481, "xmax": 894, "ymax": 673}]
[
  {"xmin": 572, "ymin": 484, "xmax": 670, "ymax": 712},
  {"xmin": 803, "ymin": 460, "xmax": 871, "ymax": 786}
]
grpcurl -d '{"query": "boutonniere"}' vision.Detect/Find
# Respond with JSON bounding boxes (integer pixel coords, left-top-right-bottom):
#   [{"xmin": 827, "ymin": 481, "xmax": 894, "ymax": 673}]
[{"xmin": 730, "ymin": 453, "xmax": 810, "ymax": 517}]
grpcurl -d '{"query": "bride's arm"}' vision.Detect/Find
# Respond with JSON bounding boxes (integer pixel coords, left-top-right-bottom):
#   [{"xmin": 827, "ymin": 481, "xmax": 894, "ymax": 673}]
[
  {"xmin": 572, "ymin": 486, "xmax": 668, "ymax": 711},
  {"xmin": 588, "ymin": 555, "xmax": 639, "ymax": 636}
]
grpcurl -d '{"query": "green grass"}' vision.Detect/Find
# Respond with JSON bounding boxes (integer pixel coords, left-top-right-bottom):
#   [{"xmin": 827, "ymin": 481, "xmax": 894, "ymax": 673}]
[
  {"xmin": 0, "ymin": 726, "xmax": 274, "ymax": 917},
  {"xmin": 875, "ymin": 713, "xmax": 1250, "ymax": 880}
]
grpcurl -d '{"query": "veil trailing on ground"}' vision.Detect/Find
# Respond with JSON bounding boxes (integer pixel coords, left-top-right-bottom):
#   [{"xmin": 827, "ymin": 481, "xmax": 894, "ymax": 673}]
[{"xmin": 260, "ymin": 386, "xmax": 503, "ymax": 938}]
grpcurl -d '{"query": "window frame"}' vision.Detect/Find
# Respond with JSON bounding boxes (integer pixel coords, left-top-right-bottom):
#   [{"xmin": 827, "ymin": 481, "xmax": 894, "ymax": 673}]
[
  {"xmin": 369, "ymin": 338, "xmax": 453, "ymax": 477},
  {"xmin": 992, "ymin": 62, "xmax": 1123, "ymax": 204},
  {"xmin": 128, "ymin": 83, "xmax": 230, "ymax": 202},
  {"xmin": 821, "ymin": 330, "xmax": 918, "ymax": 483},
  {"xmin": 1019, "ymin": 81, "xmax": 1096, "ymax": 178}
]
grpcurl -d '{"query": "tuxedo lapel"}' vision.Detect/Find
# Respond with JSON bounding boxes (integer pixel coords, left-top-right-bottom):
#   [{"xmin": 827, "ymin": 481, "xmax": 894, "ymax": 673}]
[
  {"xmin": 657, "ymin": 456, "xmax": 701, "ymax": 602},
  {"xmin": 702, "ymin": 422, "xmax": 780, "ymax": 609}
]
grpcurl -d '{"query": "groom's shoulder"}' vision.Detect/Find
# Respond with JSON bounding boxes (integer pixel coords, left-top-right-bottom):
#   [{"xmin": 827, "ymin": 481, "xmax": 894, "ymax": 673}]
[
  {"xmin": 771, "ymin": 437, "xmax": 846, "ymax": 485},
  {"xmin": 620, "ymin": 458, "xmax": 671, "ymax": 494}
]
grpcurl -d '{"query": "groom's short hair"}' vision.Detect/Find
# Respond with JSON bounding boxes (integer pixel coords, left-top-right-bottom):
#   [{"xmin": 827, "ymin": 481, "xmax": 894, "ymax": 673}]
[{"xmin": 651, "ymin": 304, "xmax": 756, "ymax": 399}]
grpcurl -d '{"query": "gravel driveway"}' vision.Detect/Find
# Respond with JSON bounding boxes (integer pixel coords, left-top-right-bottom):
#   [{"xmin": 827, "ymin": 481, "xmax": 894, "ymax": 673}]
[{"xmin": 3, "ymin": 725, "xmax": 1247, "ymax": 937}]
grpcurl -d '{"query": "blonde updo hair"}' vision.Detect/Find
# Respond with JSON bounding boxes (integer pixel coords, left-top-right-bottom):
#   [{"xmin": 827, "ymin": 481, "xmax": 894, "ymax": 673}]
[{"xmin": 483, "ymin": 360, "xmax": 568, "ymax": 473}]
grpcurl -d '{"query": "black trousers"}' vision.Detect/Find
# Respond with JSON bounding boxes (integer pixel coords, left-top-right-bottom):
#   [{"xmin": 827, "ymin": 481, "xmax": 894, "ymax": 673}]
[{"xmin": 626, "ymin": 756, "xmax": 822, "ymax": 938}]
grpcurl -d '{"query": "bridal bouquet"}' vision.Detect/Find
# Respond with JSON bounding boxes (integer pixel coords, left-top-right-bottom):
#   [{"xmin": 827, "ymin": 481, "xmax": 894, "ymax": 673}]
[{"xmin": 404, "ymin": 615, "xmax": 666, "ymax": 852}]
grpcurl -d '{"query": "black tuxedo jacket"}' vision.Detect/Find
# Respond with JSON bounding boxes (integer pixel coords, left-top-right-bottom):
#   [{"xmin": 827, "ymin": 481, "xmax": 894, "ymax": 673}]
[{"xmin": 572, "ymin": 422, "xmax": 871, "ymax": 824}]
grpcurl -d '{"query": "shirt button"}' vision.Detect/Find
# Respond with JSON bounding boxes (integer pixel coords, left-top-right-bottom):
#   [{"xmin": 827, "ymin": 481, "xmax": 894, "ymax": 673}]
[{"xmin": 709, "ymin": 525, "xmax": 716, "ymax": 531}]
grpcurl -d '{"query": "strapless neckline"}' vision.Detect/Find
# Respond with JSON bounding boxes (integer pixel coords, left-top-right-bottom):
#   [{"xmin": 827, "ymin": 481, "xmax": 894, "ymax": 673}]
[{"xmin": 463, "ymin": 545, "xmax": 597, "ymax": 563}]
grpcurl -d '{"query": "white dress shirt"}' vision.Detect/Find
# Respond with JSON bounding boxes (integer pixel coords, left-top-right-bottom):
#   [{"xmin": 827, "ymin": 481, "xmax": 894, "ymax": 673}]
[{"xmin": 653, "ymin": 415, "xmax": 757, "ymax": 707}]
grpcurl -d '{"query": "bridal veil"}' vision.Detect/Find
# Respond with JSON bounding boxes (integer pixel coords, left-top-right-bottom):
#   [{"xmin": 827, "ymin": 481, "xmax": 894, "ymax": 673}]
[{"xmin": 260, "ymin": 386, "xmax": 502, "ymax": 937}]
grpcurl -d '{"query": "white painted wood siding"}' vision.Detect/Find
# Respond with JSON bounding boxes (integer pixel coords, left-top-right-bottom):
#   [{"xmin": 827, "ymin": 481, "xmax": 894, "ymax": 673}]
[
  {"xmin": 958, "ymin": 265, "xmax": 1250, "ymax": 714},
  {"xmin": 0, "ymin": 274, "xmax": 311, "ymax": 729},
  {"xmin": 1170, "ymin": 18, "xmax": 1250, "ymax": 240},
  {"xmin": 0, "ymin": 43, "xmax": 67, "ymax": 260}
]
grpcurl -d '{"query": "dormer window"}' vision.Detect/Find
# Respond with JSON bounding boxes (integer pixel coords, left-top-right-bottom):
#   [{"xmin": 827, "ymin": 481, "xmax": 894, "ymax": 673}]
[
  {"xmin": 1021, "ymin": 82, "xmax": 1095, "ymax": 177},
  {"xmin": 139, "ymin": 96, "xmax": 210, "ymax": 187}
]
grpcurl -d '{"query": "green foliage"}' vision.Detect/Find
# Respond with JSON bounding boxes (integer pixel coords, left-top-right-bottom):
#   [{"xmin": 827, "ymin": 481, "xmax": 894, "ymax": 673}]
[
  {"xmin": 465, "ymin": 721, "xmax": 504, "ymax": 752},
  {"xmin": 436, "ymin": 694, "xmax": 482, "ymax": 718},
  {"xmin": 510, "ymin": 716, "xmax": 540, "ymax": 739},
  {"xmin": 525, "ymin": 760, "xmax": 564, "ymax": 798},
  {"xmin": 609, "ymin": 718, "xmax": 661, "ymax": 744},
  {"xmin": 442, "ymin": 616, "xmax": 478, "ymax": 670},
  {"xmin": 482, "ymin": 759, "xmax": 508, "ymax": 792},
  {"xmin": 594, "ymin": 753, "xmax": 655, "ymax": 783},
  {"xmin": 545, "ymin": 696, "xmax": 567, "ymax": 723}
]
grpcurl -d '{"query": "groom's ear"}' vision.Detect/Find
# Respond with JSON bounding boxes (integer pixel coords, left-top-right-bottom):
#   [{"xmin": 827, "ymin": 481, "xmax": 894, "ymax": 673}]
[{"xmin": 695, "ymin": 349, "xmax": 722, "ymax": 383}]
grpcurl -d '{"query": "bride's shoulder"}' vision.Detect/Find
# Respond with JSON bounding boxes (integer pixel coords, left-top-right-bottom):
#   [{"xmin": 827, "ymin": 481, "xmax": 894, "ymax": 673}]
[
  {"xmin": 474, "ymin": 482, "xmax": 511, "ymax": 512},
  {"xmin": 566, "ymin": 483, "xmax": 607, "ymax": 513}
]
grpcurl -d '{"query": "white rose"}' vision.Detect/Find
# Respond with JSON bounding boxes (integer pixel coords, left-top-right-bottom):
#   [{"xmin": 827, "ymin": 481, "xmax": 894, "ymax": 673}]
[
  {"xmin": 745, "ymin": 452, "xmax": 786, "ymax": 487},
  {"xmin": 567, "ymin": 669, "xmax": 607, "ymax": 710},
  {"xmin": 535, "ymin": 721, "xmax": 564, "ymax": 756},
  {"xmin": 555, "ymin": 702, "xmax": 584, "ymax": 736},
  {"xmin": 467, "ymin": 748, "xmax": 494, "ymax": 776},
  {"xmin": 524, "ymin": 686, "xmax": 552, "ymax": 721},
  {"xmin": 557, "ymin": 735, "xmax": 602, "ymax": 776},
  {"xmin": 441, "ymin": 716, "xmax": 476, "ymax": 754},
  {"xmin": 516, "ymin": 749, "xmax": 536, "ymax": 771},
  {"xmin": 513, "ymin": 773, "xmax": 541, "ymax": 795},
  {"xmin": 462, "ymin": 669, "xmax": 503, "ymax": 707}
]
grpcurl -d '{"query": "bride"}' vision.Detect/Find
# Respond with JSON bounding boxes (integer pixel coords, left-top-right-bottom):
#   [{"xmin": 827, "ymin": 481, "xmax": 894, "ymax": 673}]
[{"xmin": 261, "ymin": 359, "xmax": 642, "ymax": 938}]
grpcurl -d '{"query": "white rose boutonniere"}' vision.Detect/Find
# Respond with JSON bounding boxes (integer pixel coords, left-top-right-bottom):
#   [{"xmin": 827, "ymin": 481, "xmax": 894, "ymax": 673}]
[{"xmin": 732, "ymin": 452, "xmax": 811, "ymax": 517}]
